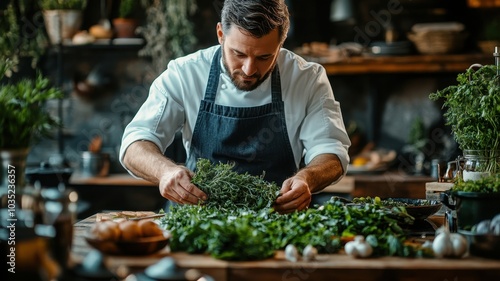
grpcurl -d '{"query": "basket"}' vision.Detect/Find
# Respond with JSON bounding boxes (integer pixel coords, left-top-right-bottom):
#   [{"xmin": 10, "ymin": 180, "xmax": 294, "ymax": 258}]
[{"xmin": 408, "ymin": 31, "xmax": 468, "ymax": 54}]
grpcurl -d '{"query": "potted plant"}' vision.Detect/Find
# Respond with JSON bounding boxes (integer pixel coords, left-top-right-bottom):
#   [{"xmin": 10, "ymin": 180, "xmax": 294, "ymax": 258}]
[
  {"xmin": 39, "ymin": 0, "xmax": 88, "ymax": 44},
  {"xmin": 0, "ymin": 60, "xmax": 63, "ymax": 190},
  {"xmin": 432, "ymin": 64, "xmax": 500, "ymax": 231},
  {"xmin": 429, "ymin": 64, "xmax": 500, "ymax": 181},
  {"xmin": 112, "ymin": 0, "xmax": 140, "ymax": 38}
]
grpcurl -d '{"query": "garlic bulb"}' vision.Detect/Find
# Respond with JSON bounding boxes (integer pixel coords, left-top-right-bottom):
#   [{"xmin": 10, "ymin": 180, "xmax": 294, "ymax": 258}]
[
  {"xmin": 432, "ymin": 227, "xmax": 468, "ymax": 258},
  {"xmin": 285, "ymin": 244, "xmax": 299, "ymax": 262},
  {"xmin": 344, "ymin": 235, "xmax": 373, "ymax": 258}
]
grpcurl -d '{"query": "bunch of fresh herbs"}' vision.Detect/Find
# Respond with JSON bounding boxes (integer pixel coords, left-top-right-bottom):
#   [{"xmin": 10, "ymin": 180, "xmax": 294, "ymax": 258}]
[
  {"xmin": 429, "ymin": 65, "xmax": 500, "ymax": 152},
  {"xmin": 159, "ymin": 196, "xmax": 429, "ymax": 261},
  {"xmin": 429, "ymin": 65, "xmax": 500, "ymax": 174},
  {"xmin": 452, "ymin": 174, "xmax": 500, "ymax": 193},
  {"xmin": 191, "ymin": 158, "xmax": 281, "ymax": 210}
]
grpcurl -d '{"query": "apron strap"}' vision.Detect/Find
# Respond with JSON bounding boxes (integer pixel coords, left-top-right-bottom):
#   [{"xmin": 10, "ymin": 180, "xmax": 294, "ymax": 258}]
[
  {"xmin": 204, "ymin": 47, "xmax": 222, "ymax": 102},
  {"xmin": 270, "ymin": 66, "xmax": 282, "ymax": 103},
  {"xmin": 204, "ymin": 46, "xmax": 282, "ymax": 103}
]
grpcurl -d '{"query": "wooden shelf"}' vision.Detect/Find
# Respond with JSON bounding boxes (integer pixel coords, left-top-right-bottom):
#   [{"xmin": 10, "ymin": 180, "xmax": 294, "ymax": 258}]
[{"xmin": 321, "ymin": 53, "xmax": 494, "ymax": 75}]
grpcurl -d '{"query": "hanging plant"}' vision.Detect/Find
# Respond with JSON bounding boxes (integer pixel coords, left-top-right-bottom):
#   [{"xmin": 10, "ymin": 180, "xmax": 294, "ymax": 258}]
[{"xmin": 137, "ymin": 0, "xmax": 198, "ymax": 74}]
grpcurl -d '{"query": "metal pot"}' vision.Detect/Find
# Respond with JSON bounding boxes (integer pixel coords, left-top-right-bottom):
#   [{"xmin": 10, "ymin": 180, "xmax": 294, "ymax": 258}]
[
  {"xmin": 25, "ymin": 163, "xmax": 73, "ymax": 188},
  {"xmin": 80, "ymin": 152, "xmax": 110, "ymax": 177},
  {"xmin": 441, "ymin": 190, "xmax": 500, "ymax": 231}
]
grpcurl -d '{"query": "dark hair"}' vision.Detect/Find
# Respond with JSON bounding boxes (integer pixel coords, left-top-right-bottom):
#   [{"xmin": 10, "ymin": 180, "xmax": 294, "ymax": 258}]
[{"xmin": 221, "ymin": 0, "xmax": 290, "ymax": 43}]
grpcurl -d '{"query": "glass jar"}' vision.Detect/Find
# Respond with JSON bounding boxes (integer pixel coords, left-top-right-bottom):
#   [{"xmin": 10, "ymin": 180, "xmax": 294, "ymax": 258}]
[{"xmin": 462, "ymin": 150, "xmax": 500, "ymax": 181}]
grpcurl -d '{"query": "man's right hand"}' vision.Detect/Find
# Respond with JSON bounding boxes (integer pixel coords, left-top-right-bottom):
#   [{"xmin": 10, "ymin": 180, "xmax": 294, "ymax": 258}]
[
  {"xmin": 158, "ymin": 166, "xmax": 207, "ymax": 205},
  {"xmin": 122, "ymin": 140, "xmax": 207, "ymax": 205}
]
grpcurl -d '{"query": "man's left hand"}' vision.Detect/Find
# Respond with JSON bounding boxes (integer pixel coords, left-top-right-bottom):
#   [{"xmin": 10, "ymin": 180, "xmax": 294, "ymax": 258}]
[{"xmin": 273, "ymin": 176, "xmax": 311, "ymax": 214}]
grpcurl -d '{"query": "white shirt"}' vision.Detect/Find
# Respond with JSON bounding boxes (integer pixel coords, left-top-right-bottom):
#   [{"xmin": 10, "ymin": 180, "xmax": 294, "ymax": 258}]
[{"xmin": 120, "ymin": 46, "xmax": 351, "ymax": 181}]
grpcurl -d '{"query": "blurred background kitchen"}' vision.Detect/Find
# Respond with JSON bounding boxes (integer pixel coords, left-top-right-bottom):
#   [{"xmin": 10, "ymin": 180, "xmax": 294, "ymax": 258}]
[{"xmin": 2, "ymin": 0, "xmax": 499, "ymax": 217}]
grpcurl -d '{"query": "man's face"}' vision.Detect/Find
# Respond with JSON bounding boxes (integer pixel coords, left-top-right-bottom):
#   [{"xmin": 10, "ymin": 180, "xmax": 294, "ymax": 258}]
[{"xmin": 217, "ymin": 23, "xmax": 281, "ymax": 91}]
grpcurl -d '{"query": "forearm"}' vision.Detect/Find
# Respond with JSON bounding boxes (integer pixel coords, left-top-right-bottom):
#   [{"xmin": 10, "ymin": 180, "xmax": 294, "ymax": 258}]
[
  {"xmin": 122, "ymin": 140, "xmax": 178, "ymax": 185},
  {"xmin": 295, "ymin": 153, "xmax": 344, "ymax": 193}
]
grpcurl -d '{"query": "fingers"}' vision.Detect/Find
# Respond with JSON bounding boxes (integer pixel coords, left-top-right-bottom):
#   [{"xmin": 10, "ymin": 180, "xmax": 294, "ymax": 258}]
[
  {"xmin": 159, "ymin": 167, "xmax": 207, "ymax": 205},
  {"xmin": 274, "ymin": 194, "xmax": 311, "ymax": 214},
  {"xmin": 273, "ymin": 179, "xmax": 311, "ymax": 214}
]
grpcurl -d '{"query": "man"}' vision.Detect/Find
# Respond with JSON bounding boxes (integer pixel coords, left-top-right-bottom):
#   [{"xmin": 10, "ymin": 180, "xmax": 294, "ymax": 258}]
[{"xmin": 120, "ymin": 0, "xmax": 350, "ymax": 214}]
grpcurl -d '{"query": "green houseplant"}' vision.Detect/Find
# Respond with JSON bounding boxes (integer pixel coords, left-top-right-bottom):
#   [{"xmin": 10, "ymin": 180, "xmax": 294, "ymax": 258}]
[
  {"xmin": 39, "ymin": 0, "xmax": 87, "ymax": 10},
  {"xmin": 429, "ymin": 64, "xmax": 500, "ymax": 180},
  {"xmin": 432, "ymin": 65, "xmax": 500, "ymax": 231},
  {"xmin": 0, "ymin": 60, "xmax": 63, "ymax": 189}
]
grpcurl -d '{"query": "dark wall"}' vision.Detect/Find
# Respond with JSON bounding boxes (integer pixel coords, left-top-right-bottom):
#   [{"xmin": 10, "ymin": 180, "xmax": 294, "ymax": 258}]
[{"xmin": 27, "ymin": 0, "xmax": 495, "ymax": 176}]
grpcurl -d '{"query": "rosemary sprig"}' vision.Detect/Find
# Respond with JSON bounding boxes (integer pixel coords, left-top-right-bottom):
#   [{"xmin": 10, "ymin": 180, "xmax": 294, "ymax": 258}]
[{"xmin": 191, "ymin": 158, "xmax": 281, "ymax": 210}]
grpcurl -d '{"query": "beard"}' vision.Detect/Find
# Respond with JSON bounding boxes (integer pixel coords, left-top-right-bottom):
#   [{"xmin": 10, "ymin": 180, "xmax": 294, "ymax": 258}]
[{"xmin": 222, "ymin": 48, "xmax": 274, "ymax": 92}]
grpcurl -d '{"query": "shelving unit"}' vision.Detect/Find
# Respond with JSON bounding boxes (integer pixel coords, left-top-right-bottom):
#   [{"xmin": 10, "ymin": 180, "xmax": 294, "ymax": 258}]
[{"xmin": 321, "ymin": 53, "xmax": 494, "ymax": 75}]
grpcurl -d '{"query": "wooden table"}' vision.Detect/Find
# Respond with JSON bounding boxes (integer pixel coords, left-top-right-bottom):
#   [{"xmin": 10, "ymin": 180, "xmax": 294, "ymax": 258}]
[{"xmin": 72, "ymin": 213, "xmax": 500, "ymax": 281}]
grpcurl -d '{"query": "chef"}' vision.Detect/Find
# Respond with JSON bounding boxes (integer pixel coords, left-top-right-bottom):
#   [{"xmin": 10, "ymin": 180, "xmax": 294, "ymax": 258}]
[{"xmin": 120, "ymin": 0, "xmax": 350, "ymax": 214}]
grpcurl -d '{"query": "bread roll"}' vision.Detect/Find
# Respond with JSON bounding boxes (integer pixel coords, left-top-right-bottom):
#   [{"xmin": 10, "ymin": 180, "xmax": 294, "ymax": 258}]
[
  {"xmin": 89, "ymin": 25, "xmax": 113, "ymax": 39},
  {"xmin": 138, "ymin": 220, "xmax": 164, "ymax": 237},
  {"xmin": 91, "ymin": 221, "xmax": 121, "ymax": 241},
  {"xmin": 119, "ymin": 220, "xmax": 142, "ymax": 240}
]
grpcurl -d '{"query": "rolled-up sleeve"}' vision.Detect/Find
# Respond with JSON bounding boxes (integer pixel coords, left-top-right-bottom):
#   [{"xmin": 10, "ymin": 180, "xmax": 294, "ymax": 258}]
[
  {"xmin": 119, "ymin": 73, "xmax": 185, "ymax": 176},
  {"xmin": 300, "ymin": 66, "xmax": 351, "ymax": 180}
]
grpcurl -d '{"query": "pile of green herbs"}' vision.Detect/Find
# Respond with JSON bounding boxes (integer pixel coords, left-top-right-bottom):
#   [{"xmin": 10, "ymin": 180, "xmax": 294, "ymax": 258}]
[
  {"xmin": 353, "ymin": 196, "xmax": 436, "ymax": 207},
  {"xmin": 429, "ymin": 64, "xmax": 500, "ymax": 155},
  {"xmin": 159, "ymin": 160, "xmax": 430, "ymax": 260},
  {"xmin": 452, "ymin": 174, "xmax": 500, "ymax": 193},
  {"xmin": 191, "ymin": 158, "xmax": 281, "ymax": 210}
]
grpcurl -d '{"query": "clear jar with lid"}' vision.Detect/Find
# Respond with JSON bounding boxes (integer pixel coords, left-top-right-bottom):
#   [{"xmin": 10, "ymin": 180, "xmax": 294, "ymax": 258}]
[{"xmin": 462, "ymin": 150, "xmax": 500, "ymax": 181}]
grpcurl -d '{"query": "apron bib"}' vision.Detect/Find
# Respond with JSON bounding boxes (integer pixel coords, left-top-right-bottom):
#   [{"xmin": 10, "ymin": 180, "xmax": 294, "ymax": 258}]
[{"xmin": 186, "ymin": 47, "xmax": 296, "ymax": 184}]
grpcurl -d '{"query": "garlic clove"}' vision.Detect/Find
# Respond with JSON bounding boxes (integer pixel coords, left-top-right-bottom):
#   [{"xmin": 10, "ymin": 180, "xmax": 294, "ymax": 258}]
[
  {"xmin": 285, "ymin": 244, "xmax": 300, "ymax": 262},
  {"xmin": 356, "ymin": 241, "xmax": 373, "ymax": 258},
  {"xmin": 450, "ymin": 233, "xmax": 468, "ymax": 258},
  {"xmin": 432, "ymin": 232, "xmax": 453, "ymax": 258},
  {"xmin": 302, "ymin": 245, "xmax": 318, "ymax": 261},
  {"xmin": 344, "ymin": 241, "xmax": 359, "ymax": 257}
]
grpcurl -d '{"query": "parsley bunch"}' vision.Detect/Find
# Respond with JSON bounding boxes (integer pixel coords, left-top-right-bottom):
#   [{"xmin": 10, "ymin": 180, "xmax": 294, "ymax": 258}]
[
  {"xmin": 159, "ymin": 197, "xmax": 426, "ymax": 260},
  {"xmin": 429, "ymin": 65, "xmax": 500, "ymax": 153}
]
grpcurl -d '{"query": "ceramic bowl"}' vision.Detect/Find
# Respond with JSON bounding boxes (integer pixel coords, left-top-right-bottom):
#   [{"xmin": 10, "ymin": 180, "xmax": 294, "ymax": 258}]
[{"xmin": 385, "ymin": 198, "xmax": 442, "ymax": 220}]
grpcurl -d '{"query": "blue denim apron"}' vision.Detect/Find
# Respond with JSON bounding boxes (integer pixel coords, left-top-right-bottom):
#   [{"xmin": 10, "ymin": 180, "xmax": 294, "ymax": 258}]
[{"xmin": 186, "ymin": 47, "xmax": 296, "ymax": 184}]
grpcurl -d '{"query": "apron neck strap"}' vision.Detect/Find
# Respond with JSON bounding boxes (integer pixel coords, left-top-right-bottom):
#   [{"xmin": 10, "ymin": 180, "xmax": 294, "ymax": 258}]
[{"xmin": 204, "ymin": 46, "xmax": 282, "ymax": 102}]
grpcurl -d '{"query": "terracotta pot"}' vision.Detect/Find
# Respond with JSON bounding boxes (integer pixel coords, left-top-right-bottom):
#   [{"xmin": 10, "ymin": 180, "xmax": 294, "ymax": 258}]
[{"xmin": 112, "ymin": 18, "xmax": 138, "ymax": 38}]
